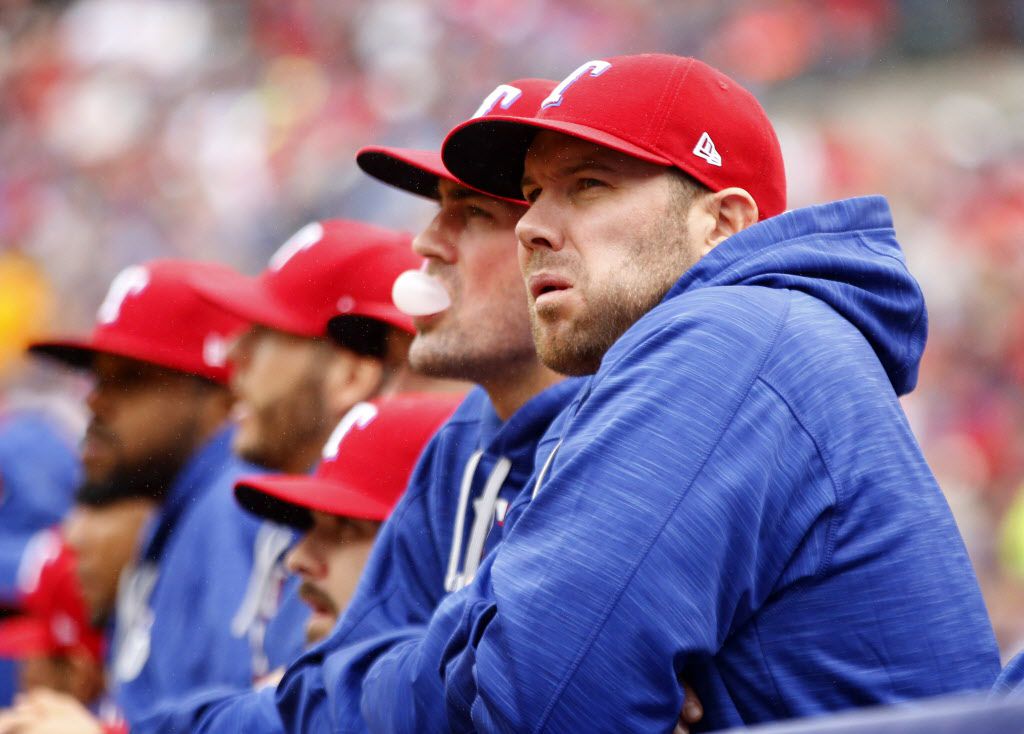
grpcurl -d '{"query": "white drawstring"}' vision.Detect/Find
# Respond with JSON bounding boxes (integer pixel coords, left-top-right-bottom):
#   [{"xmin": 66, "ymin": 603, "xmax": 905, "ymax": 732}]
[
  {"xmin": 531, "ymin": 440, "xmax": 562, "ymax": 500},
  {"xmin": 445, "ymin": 450, "xmax": 483, "ymax": 592},
  {"xmin": 458, "ymin": 457, "xmax": 513, "ymax": 588}
]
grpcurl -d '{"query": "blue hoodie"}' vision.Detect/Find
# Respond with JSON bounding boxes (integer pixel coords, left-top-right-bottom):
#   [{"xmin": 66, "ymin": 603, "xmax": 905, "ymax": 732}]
[
  {"xmin": 110, "ymin": 425, "xmax": 304, "ymax": 727},
  {"xmin": 125, "ymin": 478, "xmax": 310, "ymax": 734},
  {"xmin": 368, "ymin": 196, "xmax": 998, "ymax": 733}
]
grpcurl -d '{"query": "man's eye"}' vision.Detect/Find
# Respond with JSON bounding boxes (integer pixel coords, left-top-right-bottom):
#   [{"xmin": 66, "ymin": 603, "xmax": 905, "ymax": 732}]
[
  {"xmin": 578, "ymin": 178, "xmax": 605, "ymax": 191},
  {"xmin": 523, "ymin": 187, "xmax": 541, "ymax": 204},
  {"xmin": 466, "ymin": 205, "xmax": 492, "ymax": 219}
]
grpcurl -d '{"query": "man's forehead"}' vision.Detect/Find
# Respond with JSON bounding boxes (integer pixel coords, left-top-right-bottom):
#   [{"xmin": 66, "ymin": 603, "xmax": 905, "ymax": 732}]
[
  {"xmin": 92, "ymin": 352, "xmax": 183, "ymax": 384},
  {"xmin": 522, "ymin": 131, "xmax": 648, "ymax": 177}
]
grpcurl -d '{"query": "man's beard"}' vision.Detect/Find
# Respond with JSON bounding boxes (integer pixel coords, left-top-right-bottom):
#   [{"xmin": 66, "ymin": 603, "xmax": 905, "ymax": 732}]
[
  {"xmin": 298, "ymin": 580, "xmax": 339, "ymax": 645},
  {"xmin": 531, "ymin": 282, "xmax": 669, "ymax": 376},
  {"xmin": 529, "ymin": 217, "xmax": 697, "ymax": 376},
  {"xmin": 237, "ymin": 372, "xmax": 332, "ymax": 471},
  {"xmin": 75, "ymin": 434, "xmax": 194, "ymax": 507}
]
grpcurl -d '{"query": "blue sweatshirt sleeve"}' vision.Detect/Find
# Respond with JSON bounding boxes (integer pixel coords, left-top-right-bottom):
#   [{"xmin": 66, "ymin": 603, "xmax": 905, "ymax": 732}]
[
  {"xmin": 360, "ymin": 596, "xmax": 471, "ymax": 733},
  {"xmin": 437, "ymin": 292, "xmax": 838, "ymax": 732},
  {"xmin": 131, "ymin": 683, "xmax": 286, "ymax": 734},
  {"xmin": 275, "ymin": 430, "xmax": 455, "ymax": 733}
]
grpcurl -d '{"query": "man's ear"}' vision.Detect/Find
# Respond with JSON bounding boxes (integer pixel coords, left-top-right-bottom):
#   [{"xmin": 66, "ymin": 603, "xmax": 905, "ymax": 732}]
[
  {"xmin": 700, "ymin": 187, "xmax": 758, "ymax": 257},
  {"xmin": 323, "ymin": 349, "xmax": 384, "ymax": 420}
]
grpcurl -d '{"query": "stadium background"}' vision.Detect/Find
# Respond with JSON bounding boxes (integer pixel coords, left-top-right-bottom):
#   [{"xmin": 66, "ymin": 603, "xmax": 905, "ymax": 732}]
[{"xmin": 1, "ymin": 0, "xmax": 1023, "ymax": 660}]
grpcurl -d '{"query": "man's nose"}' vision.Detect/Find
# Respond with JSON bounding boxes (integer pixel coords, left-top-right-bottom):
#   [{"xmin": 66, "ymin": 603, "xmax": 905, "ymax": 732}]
[{"xmin": 516, "ymin": 198, "xmax": 563, "ymax": 253}]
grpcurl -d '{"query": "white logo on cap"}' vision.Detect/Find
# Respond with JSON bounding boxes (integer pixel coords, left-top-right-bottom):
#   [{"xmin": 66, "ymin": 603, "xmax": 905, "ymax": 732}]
[
  {"xmin": 693, "ymin": 132, "xmax": 722, "ymax": 167},
  {"xmin": 203, "ymin": 333, "xmax": 228, "ymax": 367},
  {"xmin": 269, "ymin": 222, "xmax": 323, "ymax": 272},
  {"xmin": 472, "ymin": 84, "xmax": 523, "ymax": 119},
  {"xmin": 321, "ymin": 402, "xmax": 378, "ymax": 460},
  {"xmin": 541, "ymin": 60, "xmax": 612, "ymax": 109},
  {"xmin": 98, "ymin": 266, "xmax": 150, "ymax": 324}
]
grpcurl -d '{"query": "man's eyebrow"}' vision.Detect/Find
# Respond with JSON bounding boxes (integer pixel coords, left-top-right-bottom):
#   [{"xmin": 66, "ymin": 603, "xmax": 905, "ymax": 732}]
[
  {"xmin": 521, "ymin": 159, "xmax": 619, "ymax": 189},
  {"xmin": 443, "ymin": 187, "xmax": 489, "ymax": 203}
]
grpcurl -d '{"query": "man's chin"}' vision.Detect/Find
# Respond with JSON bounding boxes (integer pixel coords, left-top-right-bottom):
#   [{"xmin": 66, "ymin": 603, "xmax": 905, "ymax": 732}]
[
  {"xmin": 532, "ymin": 320, "xmax": 603, "ymax": 377},
  {"xmin": 304, "ymin": 611, "xmax": 339, "ymax": 645}
]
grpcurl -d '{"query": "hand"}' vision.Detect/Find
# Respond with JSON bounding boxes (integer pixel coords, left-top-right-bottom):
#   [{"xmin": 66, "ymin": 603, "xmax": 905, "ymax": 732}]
[
  {"xmin": 254, "ymin": 667, "xmax": 285, "ymax": 689},
  {"xmin": 0, "ymin": 689, "xmax": 103, "ymax": 734},
  {"xmin": 672, "ymin": 682, "xmax": 704, "ymax": 734}
]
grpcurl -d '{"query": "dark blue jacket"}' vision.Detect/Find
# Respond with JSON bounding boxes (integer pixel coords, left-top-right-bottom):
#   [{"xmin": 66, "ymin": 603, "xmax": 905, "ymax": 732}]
[
  {"xmin": 111, "ymin": 426, "xmax": 305, "ymax": 728},
  {"xmin": 369, "ymin": 196, "xmax": 999, "ymax": 732}
]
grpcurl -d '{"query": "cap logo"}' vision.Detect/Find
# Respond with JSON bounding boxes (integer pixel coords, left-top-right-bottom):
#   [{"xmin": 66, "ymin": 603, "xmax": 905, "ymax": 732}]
[
  {"xmin": 472, "ymin": 84, "xmax": 523, "ymax": 119},
  {"xmin": 322, "ymin": 402, "xmax": 378, "ymax": 460},
  {"xmin": 98, "ymin": 265, "xmax": 150, "ymax": 324},
  {"xmin": 693, "ymin": 132, "xmax": 722, "ymax": 167},
  {"xmin": 541, "ymin": 60, "xmax": 611, "ymax": 109},
  {"xmin": 203, "ymin": 332, "xmax": 228, "ymax": 367},
  {"xmin": 269, "ymin": 222, "xmax": 324, "ymax": 271}
]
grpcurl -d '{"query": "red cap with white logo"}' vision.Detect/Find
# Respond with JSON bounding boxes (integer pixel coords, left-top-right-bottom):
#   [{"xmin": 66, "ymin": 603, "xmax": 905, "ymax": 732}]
[
  {"xmin": 0, "ymin": 530, "xmax": 105, "ymax": 662},
  {"xmin": 189, "ymin": 220, "xmax": 421, "ymax": 339},
  {"xmin": 355, "ymin": 78, "xmax": 557, "ymax": 204},
  {"xmin": 29, "ymin": 260, "xmax": 245, "ymax": 384},
  {"xmin": 442, "ymin": 54, "xmax": 786, "ymax": 220},
  {"xmin": 234, "ymin": 393, "xmax": 460, "ymax": 529}
]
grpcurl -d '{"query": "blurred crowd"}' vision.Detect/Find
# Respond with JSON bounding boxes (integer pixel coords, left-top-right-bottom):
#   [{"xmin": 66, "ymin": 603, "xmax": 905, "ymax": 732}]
[{"xmin": 1, "ymin": 0, "xmax": 1024, "ymax": 659}]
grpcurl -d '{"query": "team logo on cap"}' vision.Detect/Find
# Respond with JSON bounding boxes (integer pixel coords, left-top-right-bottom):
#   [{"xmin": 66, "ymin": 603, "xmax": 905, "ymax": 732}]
[
  {"xmin": 203, "ymin": 333, "xmax": 229, "ymax": 368},
  {"xmin": 97, "ymin": 265, "xmax": 150, "ymax": 324},
  {"xmin": 541, "ymin": 59, "xmax": 612, "ymax": 109},
  {"xmin": 693, "ymin": 132, "xmax": 722, "ymax": 167},
  {"xmin": 472, "ymin": 84, "xmax": 523, "ymax": 119},
  {"xmin": 269, "ymin": 222, "xmax": 324, "ymax": 272},
  {"xmin": 321, "ymin": 402, "xmax": 378, "ymax": 460}
]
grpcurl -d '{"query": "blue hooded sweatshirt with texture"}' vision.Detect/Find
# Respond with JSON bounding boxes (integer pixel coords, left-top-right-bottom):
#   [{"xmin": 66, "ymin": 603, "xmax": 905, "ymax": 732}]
[
  {"xmin": 110, "ymin": 425, "xmax": 307, "ymax": 728},
  {"xmin": 148, "ymin": 381, "xmax": 579, "ymax": 734},
  {"xmin": 363, "ymin": 196, "xmax": 999, "ymax": 733}
]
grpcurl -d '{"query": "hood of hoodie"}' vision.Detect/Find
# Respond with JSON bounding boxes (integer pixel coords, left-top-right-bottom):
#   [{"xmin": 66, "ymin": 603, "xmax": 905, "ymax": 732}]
[
  {"xmin": 664, "ymin": 195, "xmax": 927, "ymax": 396},
  {"xmin": 474, "ymin": 378, "xmax": 583, "ymax": 464}
]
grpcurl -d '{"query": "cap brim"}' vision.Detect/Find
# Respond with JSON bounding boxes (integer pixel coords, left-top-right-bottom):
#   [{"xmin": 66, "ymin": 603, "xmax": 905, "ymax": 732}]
[
  {"xmin": 442, "ymin": 117, "xmax": 674, "ymax": 202},
  {"xmin": 188, "ymin": 269, "xmax": 315, "ymax": 337},
  {"xmin": 357, "ymin": 145, "xmax": 529, "ymax": 206},
  {"xmin": 0, "ymin": 617, "xmax": 53, "ymax": 658},
  {"xmin": 234, "ymin": 474, "xmax": 392, "ymax": 530},
  {"xmin": 356, "ymin": 147, "xmax": 450, "ymax": 200},
  {"xmin": 27, "ymin": 339, "xmax": 98, "ymax": 371},
  {"xmin": 28, "ymin": 333, "xmax": 230, "ymax": 384}
]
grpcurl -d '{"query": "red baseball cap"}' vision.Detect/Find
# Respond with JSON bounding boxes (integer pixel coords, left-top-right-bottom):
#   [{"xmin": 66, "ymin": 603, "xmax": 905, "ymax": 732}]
[
  {"xmin": 0, "ymin": 530, "xmax": 105, "ymax": 661},
  {"xmin": 29, "ymin": 260, "xmax": 246, "ymax": 384},
  {"xmin": 234, "ymin": 393, "xmax": 461, "ymax": 529},
  {"xmin": 442, "ymin": 54, "xmax": 787, "ymax": 221},
  {"xmin": 355, "ymin": 78, "xmax": 557, "ymax": 204},
  {"xmin": 189, "ymin": 220, "xmax": 421, "ymax": 340}
]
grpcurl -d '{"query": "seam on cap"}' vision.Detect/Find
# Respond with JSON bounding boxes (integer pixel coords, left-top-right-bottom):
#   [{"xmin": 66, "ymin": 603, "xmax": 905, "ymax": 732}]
[{"xmin": 650, "ymin": 56, "xmax": 691, "ymax": 146}]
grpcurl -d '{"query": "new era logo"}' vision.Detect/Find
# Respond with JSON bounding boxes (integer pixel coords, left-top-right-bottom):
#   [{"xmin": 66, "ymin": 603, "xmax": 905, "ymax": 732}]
[{"xmin": 693, "ymin": 132, "xmax": 722, "ymax": 167}]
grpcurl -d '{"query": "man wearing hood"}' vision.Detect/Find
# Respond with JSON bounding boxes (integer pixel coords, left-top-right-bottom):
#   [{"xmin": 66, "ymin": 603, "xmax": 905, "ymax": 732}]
[{"xmin": 357, "ymin": 53, "xmax": 1001, "ymax": 732}]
